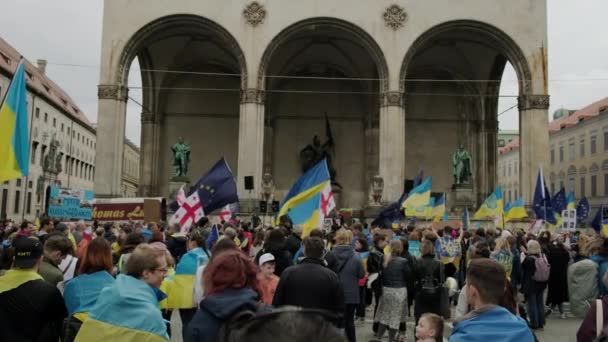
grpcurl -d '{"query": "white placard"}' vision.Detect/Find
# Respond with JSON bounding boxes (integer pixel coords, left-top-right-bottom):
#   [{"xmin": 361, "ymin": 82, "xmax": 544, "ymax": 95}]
[{"xmin": 561, "ymin": 209, "xmax": 577, "ymax": 231}]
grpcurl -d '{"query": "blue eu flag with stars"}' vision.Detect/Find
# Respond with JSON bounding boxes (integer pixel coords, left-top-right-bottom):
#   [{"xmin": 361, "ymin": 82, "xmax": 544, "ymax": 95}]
[{"xmin": 577, "ymin": 197, "xmax": 590, "ymax": 221}]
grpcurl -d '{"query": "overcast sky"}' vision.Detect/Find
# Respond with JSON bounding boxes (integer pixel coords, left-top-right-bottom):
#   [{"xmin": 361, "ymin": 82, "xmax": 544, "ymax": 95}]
[{"xmin": 0, "ymin": 0, "xmax": 606, "ymax": 146}]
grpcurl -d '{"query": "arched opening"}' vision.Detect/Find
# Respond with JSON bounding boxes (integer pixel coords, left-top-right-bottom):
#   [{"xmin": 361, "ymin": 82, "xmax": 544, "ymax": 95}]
[
  {"xmin": 118, "ymin": 15, "xmax": 246, "ymax": 196},
  {"xmin": 259, "ymin": 18, "xmax": 388, "ymax": 209},
  {"xmin": 400, "ymin": 20, "xmax": 531, "ymax": 204}
]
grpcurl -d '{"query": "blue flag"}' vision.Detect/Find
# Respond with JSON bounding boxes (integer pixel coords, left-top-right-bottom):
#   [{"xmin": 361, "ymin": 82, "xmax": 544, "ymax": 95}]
[
  {"xmin": 552, "ymin": 188, "xmax": 567, "ymax": 214},
  {"xmin": 591, "ymin": 204, "xmax": 604, "ymax": 233},
  {"xmin": 462, "ymin": 207, "xmax": 470, "ymax": 230},
  {"xmin": 372, "ymin": 184, "xmax": 407, "ymax": 228},
  {"xmin": 577, "ymin": 197, "xmax": 590, "ymax": 221},
  {"xmin": 191, "ymin": 158, "xmax": 239, "ymax": 213},
  {"xmin": 532, "ymin": 170, "xmax": 556, "ymax": 224},
  {"xmin": 206, "ymin": 224, "xmax": 219, "ymax": 250}
]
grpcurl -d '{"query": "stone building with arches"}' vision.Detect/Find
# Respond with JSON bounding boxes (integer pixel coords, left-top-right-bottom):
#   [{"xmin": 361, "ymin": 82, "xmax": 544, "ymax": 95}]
[{"xmin": 95, "ymin": 0, "xmax": 550, "ymax": 212}]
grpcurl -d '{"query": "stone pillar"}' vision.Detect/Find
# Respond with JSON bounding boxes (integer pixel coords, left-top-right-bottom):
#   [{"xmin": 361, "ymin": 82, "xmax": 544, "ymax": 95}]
[
  {"xmin": 379, "ymin": 92, "xmax": 405, "ymax": 202},
  {"xmin": 94, "ymin": 85, "xmax": 128, "ymax": 197},
  {"xmin": 139, "ymin": 111, "xmax": 160, "ymax": 196},
  {"xmin": 237, "ymin": 88, "xmax": 265, "ymax": 201},
  {"xmin": 518, "ymin": 94, "xmax": 550, "ymax": 205}
]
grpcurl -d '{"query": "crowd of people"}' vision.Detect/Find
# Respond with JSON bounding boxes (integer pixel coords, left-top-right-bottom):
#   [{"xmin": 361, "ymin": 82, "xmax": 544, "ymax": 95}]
[{"xmin": 1, "ymin": 215, "xmax": 608, "ymax": 341}]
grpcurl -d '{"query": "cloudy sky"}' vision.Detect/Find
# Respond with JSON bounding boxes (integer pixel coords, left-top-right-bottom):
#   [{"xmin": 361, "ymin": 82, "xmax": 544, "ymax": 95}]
[{"xmin": 0, "ymin": 1, "xmax": 606, "ymax": 146}]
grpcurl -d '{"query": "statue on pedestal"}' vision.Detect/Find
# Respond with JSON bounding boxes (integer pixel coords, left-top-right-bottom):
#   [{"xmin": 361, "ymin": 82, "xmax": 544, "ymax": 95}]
[
  {"xmin": 299, "ymin": 113, "xmax": 341, "ymax": 188},
  {"xmin": 171, "ymin": 137, "xmax": 191, "ymax": 178},
  {"xmin": 452, "ymin": 144, "xmax": 472, "ymax": 187}
]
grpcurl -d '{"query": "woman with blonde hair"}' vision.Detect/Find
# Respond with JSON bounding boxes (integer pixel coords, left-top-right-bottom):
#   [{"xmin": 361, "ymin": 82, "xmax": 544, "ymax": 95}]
[
  {"xmin": 325, "ymin": 228, "xmax": 364, "ymax": 342},
  {"xmin": 371, "ymin": 240, "xmax": 414, "ymax": 342}
]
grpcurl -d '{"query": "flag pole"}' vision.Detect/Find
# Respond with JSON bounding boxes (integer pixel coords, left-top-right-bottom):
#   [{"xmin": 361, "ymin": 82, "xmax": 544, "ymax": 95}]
[{"xmin": 540, "ymin": 166, "xmax": 548, "ymax": 223}]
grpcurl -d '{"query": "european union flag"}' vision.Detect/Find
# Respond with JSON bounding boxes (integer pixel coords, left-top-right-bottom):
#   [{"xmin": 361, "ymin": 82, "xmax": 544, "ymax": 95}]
[
  {"xmin": 171, "ymin": 158, "xmax": 239, "ymax": 214},
  {"xmin": 372, "ymin": 186, "xmax": 407, "ymax": 228},
  {"xmin": 577, "ymin": 197, "xmax": 590, "ymax": 221},
  {"xmin": 206, "ymin": 224, "xmax": 219, "ymax": 250},
  {"xmin": 590, "ymin": 204, "xmax": 604, "ymax": 233},
  {"xmin": 533, "ymin": 170, "xmax": 556, "ymax": 224},
  {"xmin": 552, "ymin": 188, "xmax": 567, "ymax": 214}
]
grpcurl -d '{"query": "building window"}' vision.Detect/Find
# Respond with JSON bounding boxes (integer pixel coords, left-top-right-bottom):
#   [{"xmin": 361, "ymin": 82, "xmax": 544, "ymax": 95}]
[
  {"xmin": 31, "ymin": 142, "xmax": 38, "ymax": 164},
  {"xmin": 550, "ymin": 149, "xmax": 555, "ymax": 164},
  {"xmin": 559, "ymin": 146, "xmax": 564, "ymax": 162},
  {"xmin": 52, "ymin": 117, "xmax": 56, "ymax": 127},
  {"xmin": 508, "ymin": 164, "xmax": 511, "ymax": 177},
  {"xmin": 61, "ymin": 123, "xmax": 64, "ymax": 132},
  {"xmin": 591, "ymin": 135, "xmax": 597, "ymax": 154},
  {"xmin": 568, "ymin": 176, "xmax": 575, "ymax": 194},
  {"xmin": 592, "ymin": 175, "xmax": 597, "ymax": 197},
  {"xmin": 580, "ymin": 139, "xmax": 585, "ymax": 157},
  {"xmin": 560, "ymin": 180, "xmax": 565, "ymax": 190},
  {"xmin": 26, "ymin": 192, "xmax": 31, "ymax": 214},
  {"xmin": 67, "ymin": 127, "xmax": 70, "ymax": 135},
  {"xmin": 28, "ymin": 181, "xmax": 32, "ymax": 189},
  {"xmin": 569, "ymin": 142, "xmax": 575, "ymax": 161},
  {"xmin": 605, "ymin": 131, "xmax": 608, "ymax": 151},
  {"xmin": 13, "ymin": 190, "xmax": 20, "ymax": 213},
  {"xmin": 16, "ymin": 179, "xmax": 21, "ymax": 187},
  {"xmin": 498, "ymin": 139, "xmax": 505, "ymax": 147},
  {"xmin": 35, "ymin": 107, "xmax": 39, "ymax": 119},
  {"xmin": 44, "ymin": 113, "xmax": 48, "ymax": 123},
  {"xmin": 580, "ymin": 176, "xmax": 586, "ymax": 198},
  {"xmin": 40, "ymin": 145, "xmax": 46, "ymax": 166}
]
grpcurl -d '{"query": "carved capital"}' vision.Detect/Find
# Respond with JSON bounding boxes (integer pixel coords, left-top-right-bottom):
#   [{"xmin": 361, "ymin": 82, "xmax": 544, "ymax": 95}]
[
  {"xmin": 518, "ymin": 94, "xmax": 550, "ymax": 111},
  {"xmin": 243, "ymin": 2, "xmax": 266, "ymax": 27},
  {"xmin": 240, "ymin": 88, "xmax": 265, "ymax": 104},
  {"xmin": 381, "ymin": 91, "xmax": 404, "ymax": 107},
  {"xmin": 383, "ymin": 4, "xmax": 407, "ymax": 30},
  {"xmin": 98, "ymin": 84, "xmax": 128, "ymax": 101},
  {"xmin": 141, "ymin": 111, "xmax": 155, "ymax": 124}
]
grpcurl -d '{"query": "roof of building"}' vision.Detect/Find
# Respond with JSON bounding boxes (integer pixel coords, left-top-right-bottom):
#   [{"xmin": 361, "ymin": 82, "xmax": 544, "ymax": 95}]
[
  {"xmin": 548, "ymin": 97, "xmax": 608, "ymax": 133},
  {"xmin": 499, "ymin": 137, "xmax": 520, "ymax": 155},
  {"xmin": 0, "ymin": 37, "xmax": 94, "ymax": 131}
]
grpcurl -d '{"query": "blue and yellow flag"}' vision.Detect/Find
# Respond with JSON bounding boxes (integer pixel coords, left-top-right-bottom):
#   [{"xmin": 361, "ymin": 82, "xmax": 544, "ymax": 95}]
[
  {"xmin": 276, "ymin": 159, "xmax": 331, "ymax": 237},
  {"xmin": 566, "ymin": 192, "xmax": 575, "ymax": 210},
  {"xmin": 161, "ymin": 247, "xmax": 208, "ymax": 309},
  {"xmin": 402, "ymin": 177, "xmax": 432, "ymax": 217},
  {"xmin": 504, "ymin": 197, "xmax": 528, "ymax": 222},
  {"xmin": 474, "ymin": 186, "xmax": 503, "ymax": 219},
  {"xmin": 0, "ymin": 60, "xmax": 29, "ymax": 182},
  {"xmin": 432, "ymin": 194, "xmax": 446, "ymax": 222}
]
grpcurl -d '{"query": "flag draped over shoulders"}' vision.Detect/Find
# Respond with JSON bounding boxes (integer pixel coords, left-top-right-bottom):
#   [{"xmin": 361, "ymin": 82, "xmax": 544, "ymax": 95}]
[
  {"xmin": 435, "ymin": 235, "xmax": 461, "ymax": 268},
  {"xmin": 64, "ymin": 271, "xmax": 115, "ymax": 316},
  {"xmin": 161, "ymin": 247, "xmax": 209, "ymax": 309},
  {"xmin": 75, "ymin": 274, "xmax": 168, "ymax": 342}
]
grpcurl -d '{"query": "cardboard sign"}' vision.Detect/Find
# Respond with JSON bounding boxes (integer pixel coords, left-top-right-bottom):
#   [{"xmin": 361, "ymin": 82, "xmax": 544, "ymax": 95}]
[{"xmin": 561, "ymin": 209, "xmax": 577, "ymax": 231}]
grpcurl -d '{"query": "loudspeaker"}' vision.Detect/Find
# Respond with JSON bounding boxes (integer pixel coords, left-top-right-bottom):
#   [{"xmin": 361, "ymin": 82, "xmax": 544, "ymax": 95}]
[
  {"xmin": 244, "ymin": 176, "xmax": 254, "ymax": 190},
  {"xmin": 259, "ymin": 200, "xmax": 267, "ymax": 213},
  {"xmin": 404, "ymin": 179, "xmax": 414, "ymax": 195},
  {"xmin": 271, "ymin": 200, "xmax": 280, "ymax": 213}
]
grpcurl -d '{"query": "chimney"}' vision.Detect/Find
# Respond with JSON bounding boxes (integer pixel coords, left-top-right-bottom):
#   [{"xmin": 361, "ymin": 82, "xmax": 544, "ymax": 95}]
[{"xmin": 36, "ymin": 59, "xmax": 47, "ymax": 75}]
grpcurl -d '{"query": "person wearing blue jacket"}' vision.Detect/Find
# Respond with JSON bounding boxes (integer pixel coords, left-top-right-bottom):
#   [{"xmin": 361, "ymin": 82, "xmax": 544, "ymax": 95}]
[{"xmin": 450, "ymin": 258, "xmax": 534, "ymax": 342}]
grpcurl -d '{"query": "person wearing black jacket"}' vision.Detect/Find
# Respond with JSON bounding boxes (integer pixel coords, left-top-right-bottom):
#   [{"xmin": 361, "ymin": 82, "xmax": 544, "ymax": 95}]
[
  {"xmin": 0, "ymin": 236, "xmax": 68, "ymax": 342},
  {"xmin": 285, "ymin": 225, "xmax": 303, "ymax": 258},
  {"xmin": 367, "ymin": 233, "xmax": 387, "ymax": 333},
  {"xmin": 399, "ymin": 238, "xmax": 417, "ymax": 328},
  {"xmin": 273, "ymin": 236, "xmax": 344, "ymax": 323},
  {"xmin": 165, "ymin": 223, "xmax": 188, "ymax": 262},
  {"xmin": 414, "ymin": 239, "xmax": 445, "ymax": 323},
  {"xmin": 255, "ymin": 229, "xmax": 293, "ymax": 277}
]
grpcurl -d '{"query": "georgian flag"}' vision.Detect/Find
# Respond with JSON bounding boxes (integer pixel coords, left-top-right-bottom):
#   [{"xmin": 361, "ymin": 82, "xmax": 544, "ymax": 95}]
[
  {"xmin": 219, "ymin": 204, "xmax": 232, "ymax": 222},
  {"xmin": 176, "ymin": 185, "xmax": 187, "ymax": 206},
  {"xmin": 319, "ymin": 183, "xmax": 336, "ymax": 226},
  {"xmin": 172, "ymin": 191, "xmax": 205, "ymax": 234}
]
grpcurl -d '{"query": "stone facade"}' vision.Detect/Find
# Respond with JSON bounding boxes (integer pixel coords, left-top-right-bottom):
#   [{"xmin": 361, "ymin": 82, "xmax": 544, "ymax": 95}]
[
  {"xmin": 122, "ymin": 138, "xmax": 140, "ymax": 197},
  {"xmin": 498, "ymin": 97, "xmax": 608, "ymax": 209},
  {"xmin": 95, "ymin": 0, "xmax": 550, "ymax": 212}
]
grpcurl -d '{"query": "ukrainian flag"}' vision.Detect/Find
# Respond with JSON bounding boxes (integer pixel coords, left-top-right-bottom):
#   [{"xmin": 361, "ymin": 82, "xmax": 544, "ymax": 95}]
[
  {"xmin": 0, "ymin": 60, "xmax": 29, "ymax": 182},
  {"xmin": 432, "ymin": 194, "xmax": 446, "ymax": 222},
  {"xmin": 504, "ymin": 197, "xmax": 528, "ymax": 222},
  {"xmin": 161, "ymin": 247, "xmax": 208, "ymax": 309},
  {"xmin": 566, "ymin": 192, "xmax": 575, "ymax": 210},
  {"xmin": 276, "ymin": 159, "xmax": 331, "ymax": 237},
  {"xmin": 402, "ymin": 177, "xmax": 432, "ymax": 217},
  {"xmin": 474, "ymin": 186, "xmax": 503, "ymax": 219}
]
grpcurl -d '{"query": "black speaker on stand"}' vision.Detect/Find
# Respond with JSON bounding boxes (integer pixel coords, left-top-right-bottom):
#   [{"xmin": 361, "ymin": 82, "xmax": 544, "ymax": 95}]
[{"xmin": 244, "ymin": 176, "xmax": 254, "ymax": 191}]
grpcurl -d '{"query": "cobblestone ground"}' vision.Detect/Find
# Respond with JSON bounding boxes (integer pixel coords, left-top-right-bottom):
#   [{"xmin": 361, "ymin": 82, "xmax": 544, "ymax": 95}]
[{"xmin": 355, "ymin": 309, "xmax": 582, "ymax": 341}]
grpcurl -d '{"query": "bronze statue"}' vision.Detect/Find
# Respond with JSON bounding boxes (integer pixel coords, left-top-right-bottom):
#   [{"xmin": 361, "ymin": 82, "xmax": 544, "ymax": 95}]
[
  {"xmin": 299, "ymin": 132, "xmax": 340, "ymax": 188},
  {"xmin": 453, "ymin": 144, "xmax": 472, "ymax": 186},
  {"xmin": 171, "ymin": 137, "xmax": 191, "ymax": 177}
]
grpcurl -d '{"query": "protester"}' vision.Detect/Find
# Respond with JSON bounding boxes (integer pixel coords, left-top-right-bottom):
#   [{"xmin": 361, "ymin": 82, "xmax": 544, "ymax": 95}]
[
  {"xmin": 75, "ymin": 244, "xmax": 169, "ymax": 341},
  {"xmin": 273, "ymin": 236, "xmax": 344, "ymax": 317},
  {"xmin": 355, "ymin": 233, "xmax": 370, "ymax": 324},
  {"xmin": 490, "ymin": 237, "xmax": 513, "ymax": 280},
  {"xmin": 39, "ymin": 233, "xmax": 73, "ymax": 286},
  {"xmin": 257, "ymin": 253, "xmax": 280, "ymax": 305},
  {"xmin": 414, "ymin": 239, "xmax": 445, "ymax": 323},
  {"xmin": 325, "ymin": 228, "xmax": 365, "ymax": 342},
  {"xmin": 435, "ymin": 226, "xmax": 463, "ymax": 279},
  {"xmin": 569, "ymin": 236, "xmax": 601, "ymax": 317},
  {"xmin": 165, "ymin": 223, "xmax": 188, "ymax": 262},
  {"xmin": 521, "ymin": 239, "xmax": 549, "ymax": 330},
  {"xmin": 450, "ymin": 259, "xmax": 534, "ymax": 341},
  {"xmin": 115, "ymin": 232, "xmax": 145, "ymax": 273},
  {"xmin": 285, "ymin": 224, "xmax": 303, "ymax": 257},
  {"xmin": 185, "ymin": 250, "xmax": 261, "ymax": 342},
  {"xmin": 415, "ymin": 313, "xmax": 444, "ymax": 342},
  {"xmin": 577, "ymin": 270, "xmax": 608, "ymax": 341},
  {"xmin": 368, "ymin": 232, "xmax": 388, "ymax": 332},
  {"xmin": 455, "ymin": 241, "xmax": 490, "ymax": 318},
  {"xmin": 251, "ymin": 228, "xmax": 265, "ymax": 258},
  {"xmin": 38, "ymin": 217, "xmax": 54, "ymax": 243},
  {"xmin": 0, "ymin": 236, "xmax": 68, "ymax": 342},
  {"xmin": 546, "ymin": 235, "xmax": 571, "ymax": 319},
  {"xmin": 591, "ymin": 238, "xmax": 608, "ymax": 296},
  {"xmin": 372, "ymin": 240, "xmax": 413, "ymax": 342},
  {"xmin": 103, "ymin": 222, "xmax": 117, "ymax": 243},
  {"xmin": 255, "ymin": 228, "xmax": 293, "ymax": 276}
]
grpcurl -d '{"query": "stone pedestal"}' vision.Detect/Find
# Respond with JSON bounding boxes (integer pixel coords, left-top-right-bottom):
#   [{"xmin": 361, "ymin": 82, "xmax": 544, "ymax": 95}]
[
  {"xmin": 448, "ymin": 185, "xmax": 475, "ymax": 216},
  {"xmin": 168, "ymin": 177, "xmax": 190, "ymax": 205},
  {"xmin": 363, "ymin": 205, "xmax": 382, "ymax": 219}
]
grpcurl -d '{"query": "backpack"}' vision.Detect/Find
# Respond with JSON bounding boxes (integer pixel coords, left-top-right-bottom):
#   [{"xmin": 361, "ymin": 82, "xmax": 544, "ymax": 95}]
[
  {"xmin": 420, "ymin": 260, "xmax": 443, "ymax": 297},
  {"xmin": 532, "ymin": 254, "xmax": 550, "ymax": 282}
]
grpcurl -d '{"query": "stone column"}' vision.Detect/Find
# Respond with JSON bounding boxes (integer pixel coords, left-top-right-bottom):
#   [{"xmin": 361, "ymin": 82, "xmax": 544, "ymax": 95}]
[
  {"xmin": 139, "ymin": 111, "xmax": 159, "ymax": 196},
  {"xmin": 237, "ymin": 88, "xmax": 265, "ymax": 201},
  {"xmin": 379, "ymin": 92, "xmax": 405, "ymax": 202},
  {"xmin": 518, "ymin": 94, "xmax": 550, "ymax": 205},
  {"xmin": 94, "ymin": 85, "xmax": 128, "ymax": 197}
]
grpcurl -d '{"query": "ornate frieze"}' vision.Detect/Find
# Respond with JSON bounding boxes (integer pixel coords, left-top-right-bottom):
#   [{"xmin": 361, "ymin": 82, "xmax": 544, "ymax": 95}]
[
  {"xmin": 240, "ymin": 88, "xmax": 265, "ymax": 104},
  {"xmin": 97, "ymin": 84, "xmax": 128, "ymax": 101},
  {"xmin": 381, "ymin": 91, "xmax": 404, "ymax": 107},
  {"xmin": 518, "ymin": 94, "xmax": 550, "ymax": 110},
  {"xmin": 243, "ymin": 2, "xmax": 266, "ymax": 27},
  {"xmin": 383, "ymin": 4, "xmax": 407, "ymax": 30}
]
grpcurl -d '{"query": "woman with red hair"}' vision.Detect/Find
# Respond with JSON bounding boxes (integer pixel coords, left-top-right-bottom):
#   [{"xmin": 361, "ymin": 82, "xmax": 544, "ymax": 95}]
[
  {"xmin": 63, "ymin": 238, "xmax": 115, "ymax": 318},
  {"xmin": 185, "ymin": 250, "xmax": 261, "ymax": 342}
]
